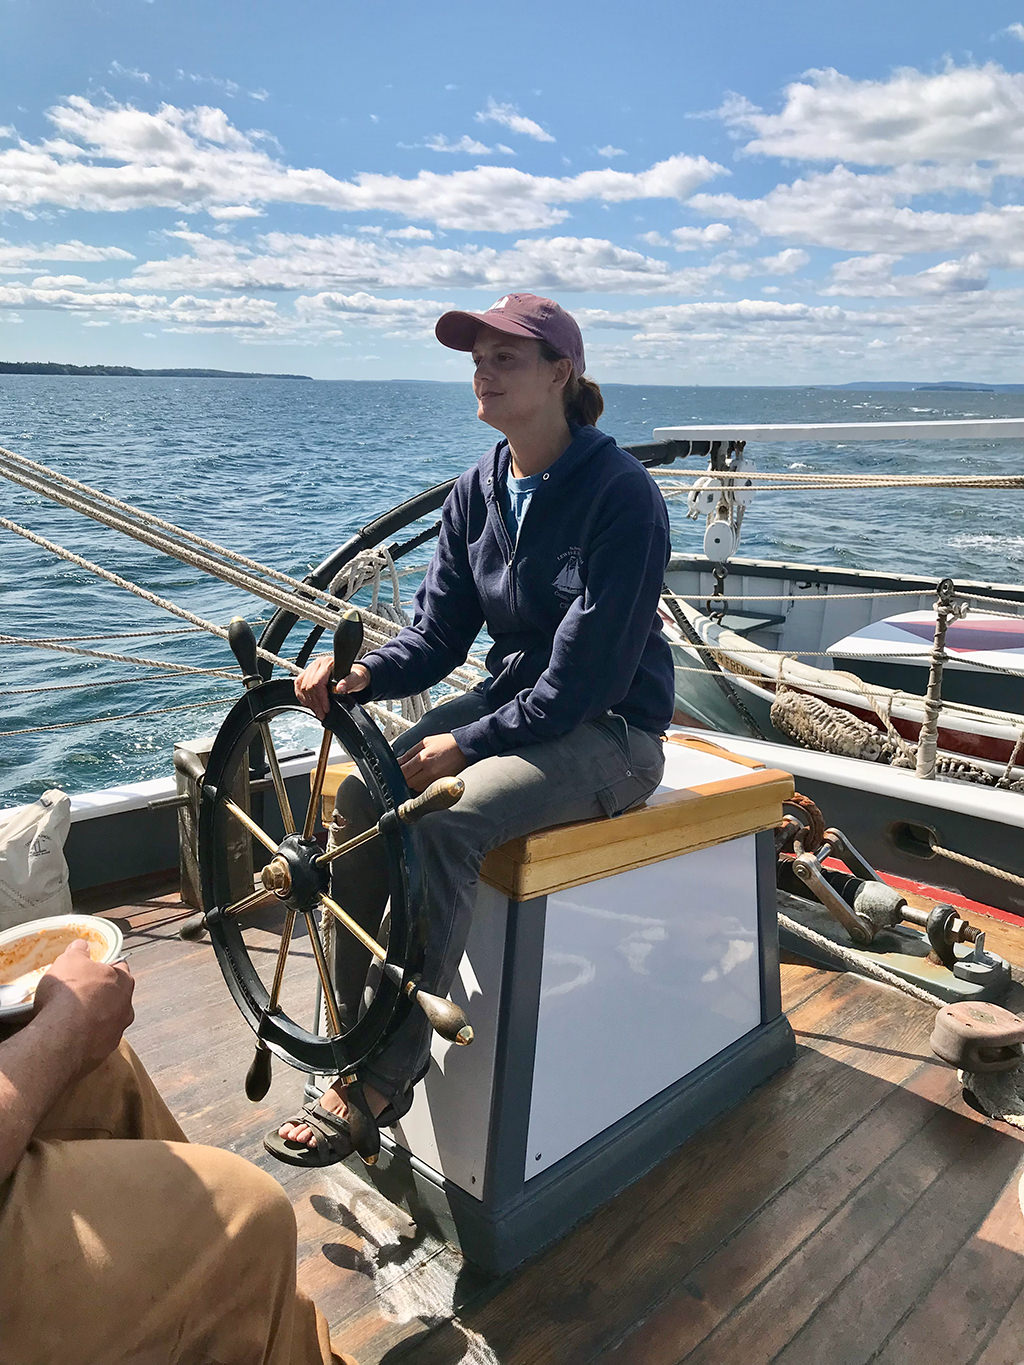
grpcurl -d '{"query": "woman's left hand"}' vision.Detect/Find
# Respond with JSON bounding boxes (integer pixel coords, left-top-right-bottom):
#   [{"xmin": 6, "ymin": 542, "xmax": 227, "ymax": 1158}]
[{"xmin": 398, "ymin": 733, "xmax": 468, "ymax": 793}]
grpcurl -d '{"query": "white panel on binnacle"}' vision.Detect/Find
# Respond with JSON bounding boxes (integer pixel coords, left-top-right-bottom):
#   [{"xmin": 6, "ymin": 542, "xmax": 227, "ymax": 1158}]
[
  {"xmin": 524, "ymin": 834, "xmax": 763, "ymax": 1179},
  {"xmin": 392, "ymin": 880, "xmax": 510, "ymax": 1198}
]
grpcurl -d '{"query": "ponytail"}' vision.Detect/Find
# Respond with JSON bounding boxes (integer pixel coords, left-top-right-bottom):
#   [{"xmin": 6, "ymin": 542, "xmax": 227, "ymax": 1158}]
[
  {"xmin": 539, "ymin": 341, "xmax": 604, "ymax": 426},
  {"xmin": 564, "ymin": 374, "xmax": 604, "ymax": 427}
]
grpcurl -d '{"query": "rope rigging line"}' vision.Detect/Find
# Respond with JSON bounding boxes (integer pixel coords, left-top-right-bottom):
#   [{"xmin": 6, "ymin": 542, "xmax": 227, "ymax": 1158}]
[
  {"xmin": 0, "ymin": 447, "xmax": 436, "ymax": 653},
  {"xmin": 0, "ymin": 445, "xmax": 352, "ymax": 614},
  {"xmin": 0, "ymin": 449, "xmax": 486, "ymax": 699},
  {"xmin": 0, "ymin": 673, "xmax": 200, "ymax": 696},
  {"xmin": 776, "ymin": 903, "xmax": 942, "ymax": 1010},
  {"xmin": 0, "ymin": 633, "xmax": 242, "ymax": 679},
  {"xmin": 663, "ymin": 585, "xmax": 1024, "ymax": 610},
  {"xmin": 930, "ymin": 843, "xmax": 1024, "ymax": 891},
  {"xmin": 0, "ymin": 696, "xmax": 238, "ymax": 738},
  {"xmin": 660, "ymin": 622, "xmax": 1024, "ymax": 688},
  {"xmin": 28, "ymin": 627, "xmax": 210, "ymax": 642},
  {"xmin": 0, "ymin": 514, "xmax": 308, "ymax": 674}
]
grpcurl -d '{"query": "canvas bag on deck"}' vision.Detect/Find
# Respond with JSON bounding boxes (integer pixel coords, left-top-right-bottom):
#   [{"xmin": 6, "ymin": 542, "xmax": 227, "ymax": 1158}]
[{"xmin": 0, "ymin": 789, "xmax": 73, "ymax": 930}]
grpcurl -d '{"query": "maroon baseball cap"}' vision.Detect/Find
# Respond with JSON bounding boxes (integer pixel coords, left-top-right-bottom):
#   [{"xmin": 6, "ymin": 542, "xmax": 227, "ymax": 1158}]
[{"xmin": 435, "ymin": 293, "xmax": 586, "ymax": 377}]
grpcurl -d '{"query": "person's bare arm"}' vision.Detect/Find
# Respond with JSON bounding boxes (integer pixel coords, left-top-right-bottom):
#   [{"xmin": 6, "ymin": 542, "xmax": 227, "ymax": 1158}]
[{"xmin": 0, "ymin": 941, "xmax": 135, "ymax": 1184}]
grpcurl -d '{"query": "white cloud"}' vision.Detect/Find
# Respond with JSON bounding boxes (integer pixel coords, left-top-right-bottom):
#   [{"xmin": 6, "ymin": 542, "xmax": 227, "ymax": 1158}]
[
  {"xmin": 0, "ymin": 279, "xmax": 281, "ymax": 331},
  {"xmin": 823, "ymin": 251, "xmax": 989, "ymax": 296},
  {"xmin": 128, "ymin": 229, "xmax": 720, "ymax": 295},
  {"xmin": 597, "ymin": 145, "xmax": 625, "ymax": 158},
  {"xmin": 294, "ymin": 291, "xmax": 447, "ymax": 328},
  {"xmin": 692, "ymin": 166, "xmax": 1024, "ymax": 260},
  {"xmin": 579, "ymin": 298, "xmax": 857, "ymax": 335},
  {"xmin": 176, "ymin": 70, "xmax": 267, "ymax": 102},
  {"xmin": 722, "ymin": 63, "xmax": 1024, "ymax": 171},
  {"xmin": 31, "ymin": 274, "xmax": 89, "ymax": 287},
  {"xmin": 386, "ymin": 226, "xmax": 434, "ymax": 240},
  {"xmin": 0, "ymin": 239, "xmax": 135, "ymax": 272},
  {"xmin": 0, "ymin": 98, "xmax": 723, "ymax": 231},
  {"xmin": 670, "ymin": 223, "xmax": 732, "ymax": 250},
  {"xmin": 418, "ymin": 134, "xmax": 494, "ymax": 155},
  {"xmin": 1004, "ymin": 22, "xmax": 1024, "ymax": 40},
  {"xmin": 639, "ymin": 230, "xmax": 668, "ymax": 247},
  {"xmin": 475, "ymin": 98, "xmax": 554, "ymax": 143},
  {"xmin": 207, "ymin": 204, "xmax": 265, "ymax": 220},
  {"xmin": 109, "ymin": 61, "xmax": 151, "ymax": 84},
  {"xmin": 756, "ymin": 247, "xmax": 808, "ymax": 274}
]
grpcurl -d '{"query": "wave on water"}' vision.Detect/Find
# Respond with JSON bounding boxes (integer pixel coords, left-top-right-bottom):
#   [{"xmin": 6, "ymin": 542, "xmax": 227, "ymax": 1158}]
[{"xmin": 952, "ymin": 534, "xmax": 1024, "ymax": 554}]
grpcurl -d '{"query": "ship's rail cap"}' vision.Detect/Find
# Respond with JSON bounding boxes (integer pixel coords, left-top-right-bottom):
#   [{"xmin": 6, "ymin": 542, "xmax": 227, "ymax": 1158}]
[{"xmin": 652, "ymin": 418, "xmax": 1024, "ymax": 443}]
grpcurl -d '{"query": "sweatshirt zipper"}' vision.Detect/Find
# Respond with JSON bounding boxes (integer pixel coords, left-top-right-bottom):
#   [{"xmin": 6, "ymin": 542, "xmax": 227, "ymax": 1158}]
[{"xmin": 491, "ymin": 472, "xmax": 519, "ymax": 616}]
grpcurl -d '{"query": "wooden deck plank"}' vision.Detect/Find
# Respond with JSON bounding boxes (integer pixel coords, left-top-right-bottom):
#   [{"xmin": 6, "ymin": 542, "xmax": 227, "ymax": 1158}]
[
  {"xmin": 973, "ymin": 1249, "xmax": 1024, "ymax": 1365},
  {"xmin": 86, "ymin": 879, "xmax": 1024, "ymax": 1365},
  {"xmin": 681, "ymin": 1091, "xmax": 1021, "ymax": 1365}
]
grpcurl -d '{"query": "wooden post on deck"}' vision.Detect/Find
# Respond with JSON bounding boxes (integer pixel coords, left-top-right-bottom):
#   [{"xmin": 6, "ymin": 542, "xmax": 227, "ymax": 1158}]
[{"xmin": 175, "ymin": 736, "xmax": 254, "ymax": 909}]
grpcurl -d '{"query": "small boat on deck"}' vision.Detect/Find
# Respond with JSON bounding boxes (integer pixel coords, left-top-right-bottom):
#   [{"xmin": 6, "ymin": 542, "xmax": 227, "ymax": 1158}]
[{"xmin": 655, "ymin": 418, "xmax": 1024, "ymax": 916}]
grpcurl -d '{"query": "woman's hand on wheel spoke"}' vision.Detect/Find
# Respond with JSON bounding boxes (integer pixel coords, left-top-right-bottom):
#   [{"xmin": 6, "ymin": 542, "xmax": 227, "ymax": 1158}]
[
  {"xmin": 294, "ymin": 656, "xmax": 370, "ymax": 721},
  {"xmin": 398, "ymin": 734, "xmax": 468, "ymax": 793}
]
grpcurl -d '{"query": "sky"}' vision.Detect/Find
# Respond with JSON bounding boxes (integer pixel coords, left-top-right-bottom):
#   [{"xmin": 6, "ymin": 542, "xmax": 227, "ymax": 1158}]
[{"xmin": 3, "ymin": 0, "xmax": 1024, "ymax": 384}]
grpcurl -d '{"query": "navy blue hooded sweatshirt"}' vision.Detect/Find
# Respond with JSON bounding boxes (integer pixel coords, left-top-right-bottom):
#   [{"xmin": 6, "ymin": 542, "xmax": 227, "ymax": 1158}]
[{"xmin": 360, "ymin": 424, "xmax": 674, "ymax": 763}]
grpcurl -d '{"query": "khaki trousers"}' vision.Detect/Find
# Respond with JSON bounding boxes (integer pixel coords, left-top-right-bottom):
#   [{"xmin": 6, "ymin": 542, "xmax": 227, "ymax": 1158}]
[{"xmin": 0, "ymin": 1041, "xmax": 355, "ymax": 1365}]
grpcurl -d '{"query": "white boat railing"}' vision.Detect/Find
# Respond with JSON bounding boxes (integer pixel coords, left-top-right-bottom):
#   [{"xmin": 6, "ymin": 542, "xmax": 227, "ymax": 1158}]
[{"xmin": 653, "ymin": 419, "xmax": 1024, "ymax": 444}]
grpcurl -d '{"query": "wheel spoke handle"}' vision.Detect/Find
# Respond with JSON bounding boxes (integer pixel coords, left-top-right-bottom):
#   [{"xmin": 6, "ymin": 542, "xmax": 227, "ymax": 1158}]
[
  {"xmin": 303, "ymin": 729, "xmax": 334, "ymax": 841},
  {"xmin": 332, "ymin": 611, "xmax": 364, "ymax": 683},
  {"xmin": 385, "ymin": 776, "xmax": 465, "ymax": 829},
  {"xmin": 318, "ymin": 893, "xmax": 473, "ymax": 1046},
  {"xmin": 222, "ymin": 797, "xmax": 280, "ymax": 854},
  {"xmin": 315, "ymin": 776, "xmax": 464, "ymax": 869}
]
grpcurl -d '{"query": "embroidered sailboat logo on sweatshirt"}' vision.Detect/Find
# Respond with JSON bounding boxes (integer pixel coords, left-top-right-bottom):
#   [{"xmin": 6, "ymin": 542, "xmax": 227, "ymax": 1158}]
[{"xmin": 552, "ymin": 548, "xmax": 584, "ymax": 605}]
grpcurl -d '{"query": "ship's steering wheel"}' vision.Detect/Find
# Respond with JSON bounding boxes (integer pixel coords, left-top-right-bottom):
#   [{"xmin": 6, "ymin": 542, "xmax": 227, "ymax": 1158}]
[{"xmin": 178, "ymin": 611, "xmax": 469, "ymax": 1164}]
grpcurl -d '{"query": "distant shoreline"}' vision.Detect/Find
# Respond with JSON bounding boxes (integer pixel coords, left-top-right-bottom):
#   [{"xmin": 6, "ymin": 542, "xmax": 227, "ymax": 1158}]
[
  {"xmin": 1, "ymin": 365, "xmax": 1021, "ymax": 390},
  {"xmin": 0, "ymin": 362, "xmax": 312, "ymax": 379}
]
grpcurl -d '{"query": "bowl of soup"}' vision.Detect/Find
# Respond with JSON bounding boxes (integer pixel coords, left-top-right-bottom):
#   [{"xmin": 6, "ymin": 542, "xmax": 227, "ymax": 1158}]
[{"xmin": 0, "ymin": 915, "xmax": 123, "ymax": 1020}]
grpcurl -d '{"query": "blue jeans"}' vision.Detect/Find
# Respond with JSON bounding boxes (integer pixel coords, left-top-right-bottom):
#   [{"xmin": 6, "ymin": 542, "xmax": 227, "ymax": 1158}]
[{"xmin": 357, "ymin": 692, "xmax": 666, "ymax": 1113}]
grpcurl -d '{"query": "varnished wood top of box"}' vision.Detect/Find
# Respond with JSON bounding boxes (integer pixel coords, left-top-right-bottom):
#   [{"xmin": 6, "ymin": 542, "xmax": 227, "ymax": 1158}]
[{"xmin": 316, "ymin": 735, "xmax": 794, "ymax": 902}]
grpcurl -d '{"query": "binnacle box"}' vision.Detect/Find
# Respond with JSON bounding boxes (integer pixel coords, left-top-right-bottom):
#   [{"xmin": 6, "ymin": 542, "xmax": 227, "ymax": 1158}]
[{"xmin": 320, "ymin": 734, "xmax": 796, "ymax": 1274}]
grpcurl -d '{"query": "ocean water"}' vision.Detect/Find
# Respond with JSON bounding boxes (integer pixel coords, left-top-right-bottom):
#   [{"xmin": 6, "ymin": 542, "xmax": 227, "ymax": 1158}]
[{"xmin": 3, "ymin": 377, "xmax": 1024, "ymax": 806}]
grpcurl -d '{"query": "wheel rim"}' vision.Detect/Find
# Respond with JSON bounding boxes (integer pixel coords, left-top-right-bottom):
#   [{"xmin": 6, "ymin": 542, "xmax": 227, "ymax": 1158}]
[{"xmin": 198, "ymin": 678, "xmax": 421, "ymax": 1076}]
